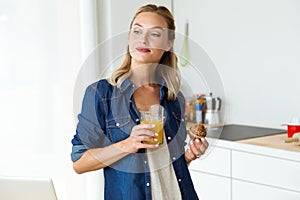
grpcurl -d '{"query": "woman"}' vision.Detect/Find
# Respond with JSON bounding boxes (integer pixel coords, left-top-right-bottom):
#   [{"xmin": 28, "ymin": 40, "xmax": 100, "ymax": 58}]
[{"xmin": 71, "ymin": 4, "xmax": 208, "ymax": 200}]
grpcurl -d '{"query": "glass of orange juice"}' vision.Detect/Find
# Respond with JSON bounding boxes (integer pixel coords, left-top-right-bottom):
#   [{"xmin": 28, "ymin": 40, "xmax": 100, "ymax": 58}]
[{"xmin": 140, "ymin": 105, "xmax": 165, "ymax": 145}]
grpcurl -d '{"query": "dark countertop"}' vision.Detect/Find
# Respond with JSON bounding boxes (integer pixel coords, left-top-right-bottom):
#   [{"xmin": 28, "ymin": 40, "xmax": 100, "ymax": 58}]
[{"xmin": 205, "ymin": 124, "xmax": 286, "ymax": 141}]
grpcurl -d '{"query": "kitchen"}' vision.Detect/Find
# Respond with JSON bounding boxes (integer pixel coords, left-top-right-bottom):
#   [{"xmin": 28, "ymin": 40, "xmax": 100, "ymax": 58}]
[{"xmin": 1, "ymin": 0, "xmax": 300, "ymax": 199}]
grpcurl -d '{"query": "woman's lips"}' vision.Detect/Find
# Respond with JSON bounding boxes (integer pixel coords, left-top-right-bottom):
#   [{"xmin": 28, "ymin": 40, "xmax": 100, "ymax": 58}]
[{"xmin": 136, "ymin": 47, "xmax": 151, "ymax": 53}]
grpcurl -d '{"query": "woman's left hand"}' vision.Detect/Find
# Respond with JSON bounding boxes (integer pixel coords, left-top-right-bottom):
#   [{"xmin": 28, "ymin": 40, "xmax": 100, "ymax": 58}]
[{"xmin": 185, "ymin": 137, "xmax": 209, "ymax": 164}]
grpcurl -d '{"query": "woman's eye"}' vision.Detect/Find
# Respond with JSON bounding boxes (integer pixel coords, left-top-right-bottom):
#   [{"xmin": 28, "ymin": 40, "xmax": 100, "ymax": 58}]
[
  {"xmin": 150, "ymin": 32, "xmax": 161, "ymax": 37},
  {"xmin": 133, "ymin": 29, "xmax": 142, "ymax": 35}
]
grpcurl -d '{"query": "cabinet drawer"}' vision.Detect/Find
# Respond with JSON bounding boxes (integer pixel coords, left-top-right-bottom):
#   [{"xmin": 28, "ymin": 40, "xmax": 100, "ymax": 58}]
[
  {"xmin": 233, "ymin": 180, "xmax": 300, "ymax": 200},
  {"xmin": 232, "ymin": 150, "xmax": 300, "ymax": 192},
  {"xmin": 190, "ymin": 171, "xmax": 231, "ymax": 200},
  {"xmin": 189, "ymin": 146, "xmax": 231, "ymax": 177}
]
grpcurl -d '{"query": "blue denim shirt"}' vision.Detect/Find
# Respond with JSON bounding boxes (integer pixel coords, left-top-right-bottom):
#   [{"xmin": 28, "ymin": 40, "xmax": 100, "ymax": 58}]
[{"xmin": 71, "ymin": 78, "xmax": 199, "ymax": 200}]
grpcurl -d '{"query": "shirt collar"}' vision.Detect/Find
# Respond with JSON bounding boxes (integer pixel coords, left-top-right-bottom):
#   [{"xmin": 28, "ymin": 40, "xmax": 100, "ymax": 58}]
[
  {"xmin": 119, "ymin": 77, "xmax": 168, "ymax": 101},
  {"xmin": 119, "ymin": 78, "xmax": 136, "ymax": 97}
]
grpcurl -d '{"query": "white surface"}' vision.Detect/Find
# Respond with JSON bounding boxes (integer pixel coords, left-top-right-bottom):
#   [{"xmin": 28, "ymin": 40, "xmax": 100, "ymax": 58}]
[
  {"xmin": 190, "ymin": 171, "xmax": 231, "ymax": 200},
  {"xmin": 0, "ymin": 0, "xmax": 85, "ymax": 200},
  {"xmin": 174, "ymin": 0, "xmax": 300, "ymax": 129},
  {"xmin": 190, "ymin": 137, "xmax": 300, "ymax": 199},
  {"xmin": 232, "ymin": 180, "xmax": 300, "ymax": 200},
  {"xmin": 0, "ymin": 176, "xmax": 57, "ymax": 200},
  {"xmin": 189, "ymin": 146, "xmax": 231, "ymax": 177},
  {"xmin": 232, "ymin": 150, "xmax": 300, "ymax": 192}
]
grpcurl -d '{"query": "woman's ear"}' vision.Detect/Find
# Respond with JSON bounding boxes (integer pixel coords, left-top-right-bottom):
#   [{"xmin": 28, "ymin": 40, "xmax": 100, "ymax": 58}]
[{"xmin": 167, "ymin": 40, "xmax": 174, "ymax": 51}]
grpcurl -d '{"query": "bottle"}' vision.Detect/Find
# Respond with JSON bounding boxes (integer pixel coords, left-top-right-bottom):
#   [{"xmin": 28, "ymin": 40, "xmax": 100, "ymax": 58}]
[
  {"xmin": 195, "ymin": 94, "xmax": 204, "ymax": 123},
  {"xmin": 185, "ymin": 96, "xmax": 196, "ymax": 122}
]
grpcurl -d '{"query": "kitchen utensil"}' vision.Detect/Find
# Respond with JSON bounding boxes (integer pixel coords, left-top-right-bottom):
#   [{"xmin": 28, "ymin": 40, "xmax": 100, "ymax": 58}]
[
  {"xmin": 284, "ymin": 132, "xmax": 300, "ymax": 143},
  {"xmin": 203, "ymin": 93, "xmax": 222, "ymax": 125},
  {"xmin": 180, "ymin": 20, "xmax": 189, "ymax": 67}
]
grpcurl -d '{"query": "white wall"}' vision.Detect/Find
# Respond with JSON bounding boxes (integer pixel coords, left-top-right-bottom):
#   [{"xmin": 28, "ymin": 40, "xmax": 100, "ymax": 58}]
[
  {"xmin": 0, "ymin": 0, "xmax": 85, "ymax": 199},
  {"xmin": 174, "ymin": 0, "xmax": 300, "ymax": 128}
]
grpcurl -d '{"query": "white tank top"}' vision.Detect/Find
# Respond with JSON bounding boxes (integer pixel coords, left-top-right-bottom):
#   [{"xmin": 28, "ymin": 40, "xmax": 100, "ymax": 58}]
[{"xmin": 146, "ymin": 133, "xmax": 182, "ymax": 200}]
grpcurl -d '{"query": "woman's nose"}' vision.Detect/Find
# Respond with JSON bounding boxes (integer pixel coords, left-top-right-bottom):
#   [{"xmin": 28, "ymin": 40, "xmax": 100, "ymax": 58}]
[{"xmin": 140, "ymin": 32, "xmax": 149, "ymax": 44}]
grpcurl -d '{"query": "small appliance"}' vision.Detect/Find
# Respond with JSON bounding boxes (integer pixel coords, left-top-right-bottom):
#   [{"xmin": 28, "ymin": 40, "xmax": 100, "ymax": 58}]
[{"xmin": 203, "ymin": 93, "xmax": 221, "ymax": 125}]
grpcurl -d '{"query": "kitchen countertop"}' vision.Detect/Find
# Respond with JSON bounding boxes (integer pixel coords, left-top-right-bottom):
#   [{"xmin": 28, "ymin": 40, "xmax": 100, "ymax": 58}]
[
  {"xmin": 237, "ymin": 133, "xmax": 300, "ymax": 152},
  {"xmin": 186, "ymin": 122, "xmax": 300, "ymax": 161}
]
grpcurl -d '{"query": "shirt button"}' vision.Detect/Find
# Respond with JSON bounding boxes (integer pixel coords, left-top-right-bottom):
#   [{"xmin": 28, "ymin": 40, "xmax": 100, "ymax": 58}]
[
  {"xmin": 181, "ymin": 118, "xmax": 185, "ymax": 122},
  {"xmin": 178, "ymin": 178, "xmax": 182, "ymax": 182},
  {"xmin": 172, "ymin": 157, "xmax": 176, "ymax": 161},
  {"xmin": 146, "ymin": 182, "xmax": 150, "ymax": 187},
  {"xmin": 132, "ymin": 85, "xmax": 135, "ymax": 88},
  {"xmin": 167, "ymin": 136, "xmax": 171, "ymax": 140},
  {"xmin": 144, "ymin": 160, "xmax": 147, "ymax": 164},
  {"xmin": 116, "ymin": 123, "xmax": 120, "ymax": 127},
  {"xmin": 136, "ymin": 118, "xmax": 140, "ymax": 122}
]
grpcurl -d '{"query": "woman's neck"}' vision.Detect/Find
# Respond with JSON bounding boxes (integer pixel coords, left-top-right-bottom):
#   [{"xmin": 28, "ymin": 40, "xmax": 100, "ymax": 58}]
[{"xmin": 129, "ymin": 63, "xmax": 158, "ymax": 87}]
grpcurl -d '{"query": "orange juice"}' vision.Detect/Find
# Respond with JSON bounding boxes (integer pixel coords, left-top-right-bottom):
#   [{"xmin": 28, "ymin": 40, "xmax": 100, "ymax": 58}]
[{"xmin": 141, "ymin": 120, "xmax": 164, "ymax": 145}]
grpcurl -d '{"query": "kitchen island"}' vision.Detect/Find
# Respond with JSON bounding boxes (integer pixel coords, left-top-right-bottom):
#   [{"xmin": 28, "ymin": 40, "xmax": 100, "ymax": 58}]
[{"xmin": 188, "ymin": 124, "xmax": 300, "ymax": 200}]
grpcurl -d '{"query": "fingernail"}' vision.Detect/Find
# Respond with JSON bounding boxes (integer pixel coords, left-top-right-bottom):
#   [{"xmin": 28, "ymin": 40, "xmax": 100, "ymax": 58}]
[
  {"xmin": 154, "ymin": 133, "xmax": 158, "ymax": 136},
  {"xmin": 154, "ymin": 138, "xmax": 158, "ymax": 142},
  {"xmin": 155, "ymin": 144, "xmax": 159, "ymax": 147},
  {"xmin": 195, "ymin": 139, "xmax": 200, "ymax": 143},
  {"xmin": 151, "ymin": 124, "xmax": 155, "ymax": 128},
  {"xmin": 190, "ymin": 140, "xmax": 193, "ymax": 145}
]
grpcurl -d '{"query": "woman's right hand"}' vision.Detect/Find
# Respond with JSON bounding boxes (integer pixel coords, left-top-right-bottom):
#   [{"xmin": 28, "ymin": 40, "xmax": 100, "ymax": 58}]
[{"xmin": 122, "ymin": 123, "xmax": 159, "ymax": 153}]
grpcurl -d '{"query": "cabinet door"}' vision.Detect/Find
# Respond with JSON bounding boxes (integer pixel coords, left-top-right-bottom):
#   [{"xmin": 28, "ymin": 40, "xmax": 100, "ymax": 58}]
[
  {"xmin": 189, "ymin": 146, "xmax": 231, "ymax": 177},
  {"xmin": 190, "ymin": 170, "xmax": 231, "ymax": 200},
  {"xmin": 233, "ymin": 180, "xmax": 300, "ymax": 200},
  {"xmin": 232, "ymin": 150, "xmax": 300, "ymax": 192}
]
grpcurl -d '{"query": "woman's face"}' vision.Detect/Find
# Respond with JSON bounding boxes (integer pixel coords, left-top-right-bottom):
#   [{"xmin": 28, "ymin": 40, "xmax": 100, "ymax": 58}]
[{"xmin": 128, "ymin": 12, "xmax": 172, "ymax": 66}]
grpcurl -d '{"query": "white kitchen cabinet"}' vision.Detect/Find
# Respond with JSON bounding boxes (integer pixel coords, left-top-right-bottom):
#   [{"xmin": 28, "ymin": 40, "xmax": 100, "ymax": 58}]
[
  {"xmin": 189, "ymin": 145, "xmax": 231, "ymax": 177},
  {"xmin": 190, "ymin": 170, "xmax": 231, "ymax": 200},
  {"xmin": 189, "ymin": 138, "xmax": 300, "ymax": 199},
  {"xmin": 232, "ymin": 180, "xmax": 300, "ymax": 200},
  {"xmin": 189, "ymin": 145, "xmax": 231, "ymax": 199},
  {"xmin": 232, "ymin": 150, "xmax": 300, "ymax": 192}
]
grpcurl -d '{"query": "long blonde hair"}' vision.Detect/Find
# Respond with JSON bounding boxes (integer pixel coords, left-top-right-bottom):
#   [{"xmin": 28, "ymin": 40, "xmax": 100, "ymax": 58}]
[{"xmin": 109, "ymin": 4, "xmax": 180, "ymax": 100}]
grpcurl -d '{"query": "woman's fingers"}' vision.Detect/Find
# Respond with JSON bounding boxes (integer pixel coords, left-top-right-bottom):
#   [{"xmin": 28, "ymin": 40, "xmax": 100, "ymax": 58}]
[
  {"xmin": 127, "ymin": 124, "xmax": 159, "ymax": 151},
  {"xmin": 133, "ymin": 123, "xmax": 155, "ymax": 131},
  {"xmin": 200, "ymin": 137, "xmax": 209, "ymax": 149},
  {"xmin": 185, "ymin": 149, "xmax": 195, "ymax": 162},
  {"xmin": 132, "ymin": 127, "xmax": 157, "ymax": 141},
  {"xmin": 189, "ymin": 140, "xmax": 201, "ymax": 158},
  {"xmin": 188, "ymin": 138, "xmax": 209, "ymax": 159}
]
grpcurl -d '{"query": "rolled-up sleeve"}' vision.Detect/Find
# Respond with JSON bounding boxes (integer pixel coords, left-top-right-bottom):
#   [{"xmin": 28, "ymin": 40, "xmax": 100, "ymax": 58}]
[
  {"xmin": 71, "ymin": 83, "xmax": 111, "ymax": 162},
  {"xmin": 71, "ymin": 145, "xmax": 87, "ymax": 162}
]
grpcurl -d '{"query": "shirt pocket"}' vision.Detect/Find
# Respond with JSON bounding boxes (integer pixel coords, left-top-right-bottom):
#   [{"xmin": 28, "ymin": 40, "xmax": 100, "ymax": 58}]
[{"xmin": 106, "ymin": 115, "xmax": 132, "ymax": 143}]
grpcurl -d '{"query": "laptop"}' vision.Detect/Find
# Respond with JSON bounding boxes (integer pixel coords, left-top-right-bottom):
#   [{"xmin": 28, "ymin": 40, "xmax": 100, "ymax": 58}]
[{"xmin": 0, "ymin": 176, "xmax": 58, "ymax": 200}]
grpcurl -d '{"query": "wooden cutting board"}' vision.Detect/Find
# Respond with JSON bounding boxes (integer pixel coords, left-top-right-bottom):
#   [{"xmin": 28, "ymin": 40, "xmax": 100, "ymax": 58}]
[{"xmin": 237, "ymin": 133, "xmax": 300, "ymax": 152}]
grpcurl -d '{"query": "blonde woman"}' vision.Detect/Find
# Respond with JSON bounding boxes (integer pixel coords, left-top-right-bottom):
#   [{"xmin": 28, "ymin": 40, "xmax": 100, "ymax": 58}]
[{"xmin": 71, "ymin": 4, "xmax": 208, "ymax": 200}]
